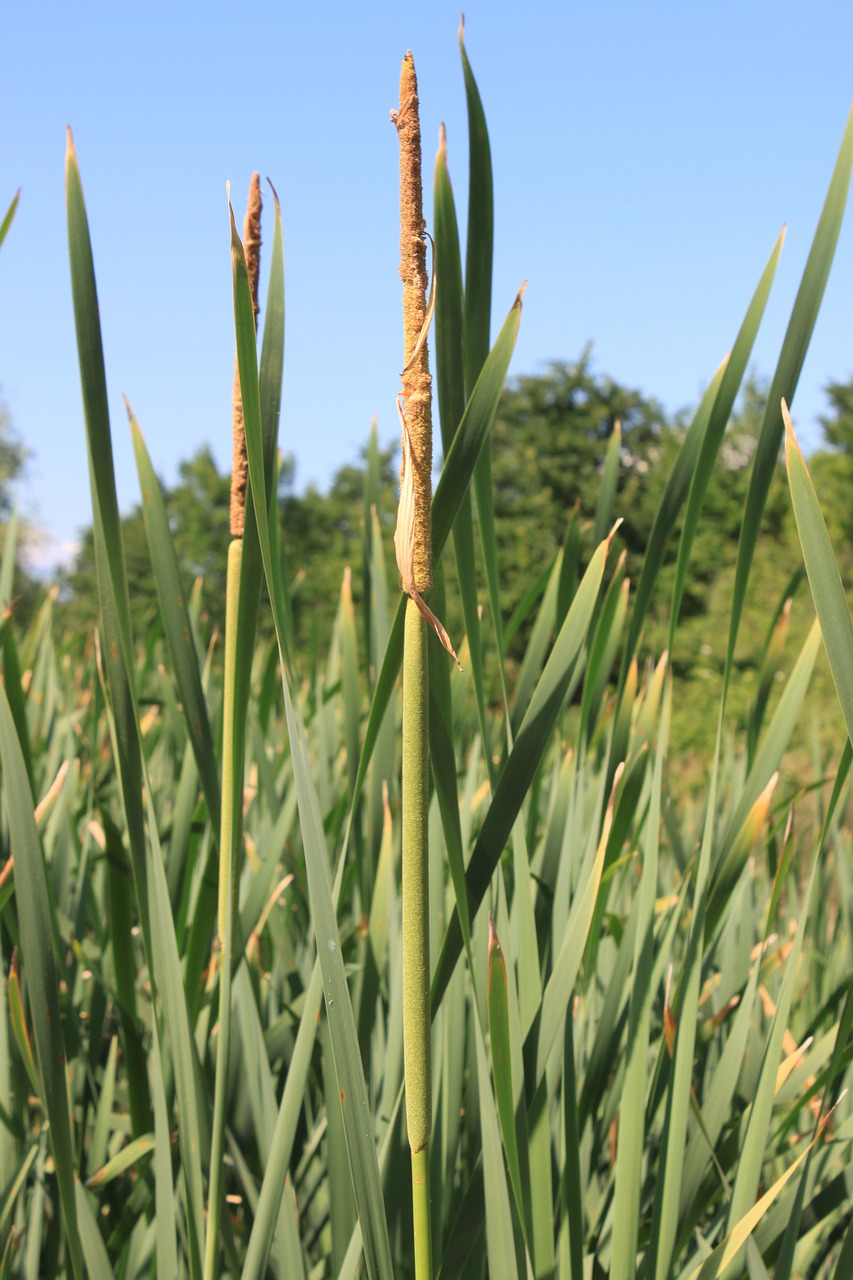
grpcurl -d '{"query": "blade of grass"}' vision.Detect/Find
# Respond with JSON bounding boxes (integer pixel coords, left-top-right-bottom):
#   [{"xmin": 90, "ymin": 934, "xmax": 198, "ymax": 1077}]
[
  {"xmin": 610, "ymin": 677, "xmax": 668, "ymax": 1280},
  {"xmin": 593, "ymin": 421, "xmax": 622, "ymax": 547},
  {"xmin": 75, "ymin": 1181, "xmax": 113, "ymax": 1280},
  {"xmin": 722, "ymin": 833, "xmax": 825, "ymax": 1264},
  {"xmin": 621, "ymin": 360, "xmax": 726, "ymax": 683},
  {"xmin": 434, "ymin": 121, "xmax": 492, "ymax": 777},
  {"xmin": 0, "ymin": 191, "xmax": 19, "ymax": 250},
  {"xmin": 460, "ymin": 18, "xmax": 511, "ymax": 725},
  {"xmin": 667, "ymin": 226, "xmax": 785, "ymax": 650},
  {"xmin": 129, "ymin": 408, "xmax": 221, "ymax": 835},
  {"xmin": 724, "ymin": 102, "xmax": 853, "ymax": 693},
  {"xmin": 475, "ymin": 1007, "xmax": 523, "ymax": 1280},
  {"xmin": 428, "ymin": 563, "xmax": 472, "ymax": 958},
  {"xmin": 149, "ymin": 1017, "xmax": 179, "ymax": 1280},
  {"xmin": 348, "ymin": 285, "xmax": 523, "ymax": 885},
  {"xmin": 85, "ymin": 1135, "xmax": 155, "ymax": 1189},
  {"xmin": 65, "ymin": 129, "xmax": 154, "ymax": 1141},
  {"xmin": 487, "ymin": 915, "xmax": 528, "ymax": 1249},
  {"xmin": 232, "ymin": 209, "xmax": 393, "ymax": 1279},
  {"xmin": 88, "ymin": 1035, "xmax": 118, "ymax": 1175},
  {"xmin": 530, "ymin": 762, "xmax": 623, "ymax": 1085},
  {"xmin": 0, "ymin": 685, "xmax": 84, "ymax": 1278},
  {"xmin": 432, "ymin": 526, "xmax": 614, "ymax": 1012},
  {"xmin": 785, "ymin": 404, "xmax": 853, "ymax": 745},
  {"xmin": 242, "ymin": 965, "xmax": 323, "ymax": 1280},
  {"xmin": 683, "ymin": 1121, "xmax": 830, "ymax": 1280}
]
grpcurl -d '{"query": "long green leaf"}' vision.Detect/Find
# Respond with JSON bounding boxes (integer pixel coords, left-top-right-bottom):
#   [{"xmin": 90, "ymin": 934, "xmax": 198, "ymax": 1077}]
[
  {"xmin": 668, "ymin": 227, "xmax": 785, "ymax": 649},
  {"xmin": 130, "ymin": 410, "xmax": 221, "ymax": 833},
  {"xmin": 242, "ymin": 965, "xmax": 323, "ymax": 1280},
  {"xmin": 786, "ymin": 404, "xmax": 853, "ymax": 745},
  {"xmin": 434, "ymin": 121, "xmax": 491, "ymax": 774},
  {"xmin": 531, "ymin": 762, "xmax": 622, "ymax": 1084},
  {"xmin": 487, "ymin": 916, "xmax": 527, "ymax": 1246},
  {"xmin": 349, "ymin": 286, "xmax": 523, "ymax": 862},
  {"xmin": 725, "ymin": 102, "xmax": 853, "ymax": 687},
  {"xmin": 432, "ymin": 527, "xmax": 613, "ymax": 1011},
  {"xmin": 67, "ymin": 130, "xmax": 203, "ymax": 1270},
  {"xmin": 232, "ymin": 210, "xmax": 393, "ymax": 1280},
  {"xmin": 621, "ymin": 360, "xmax": 726, "ymax": 680},
  {"xmin": 475, "ymin": 1009, "xmax": 521, "ymax": 1280},
  {"xmin": 593, "ymin": 420, "xmax": 622, "ymax": 547},
  {"xmin": 610, "ymin": 678, "xmax": 667, "ymax": 1280},
  {"xmin": 0, "ymin": 685, "xmax": 83, "ymax": 1278},
  {"xmin": 460, "ymin": 17, "xmax": 510, "ymax": 726},
  {"xmin": 0, "ymin": 191, "xmax": 19, "ymax": 251}
]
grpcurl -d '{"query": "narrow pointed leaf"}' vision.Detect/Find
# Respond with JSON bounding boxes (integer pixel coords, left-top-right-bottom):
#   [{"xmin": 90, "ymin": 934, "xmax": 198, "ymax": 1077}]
[
  {"xmin": 0, "ymin": 686, "xmax": 84, "ymax": 1278},
  {"xmin": 725, "ymin": 102, "xmax": 853, "ymax": 684}
]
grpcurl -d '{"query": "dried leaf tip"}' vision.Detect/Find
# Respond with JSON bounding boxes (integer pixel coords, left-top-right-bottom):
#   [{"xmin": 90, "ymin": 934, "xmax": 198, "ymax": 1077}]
[
  {"xmin": 488, "ymin": 911, "xmax": 498, "ymax": 950},
  {"xmin": 781, "ymin": 398, "xmax": 797, "ymax": 444},
  {"xmin": 230, "ymin": 174, "xmax": 263, "ymax": 538},
  {"xmin": 266, "ymin": 177, "xmax": 282, "ymax": 217}
]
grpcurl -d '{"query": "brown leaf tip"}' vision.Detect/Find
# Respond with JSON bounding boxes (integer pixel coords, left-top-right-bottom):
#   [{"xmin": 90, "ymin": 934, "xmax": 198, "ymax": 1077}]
[{"xmin": 488, "ymin": 911, "xmax": 498, "ymax": 951}]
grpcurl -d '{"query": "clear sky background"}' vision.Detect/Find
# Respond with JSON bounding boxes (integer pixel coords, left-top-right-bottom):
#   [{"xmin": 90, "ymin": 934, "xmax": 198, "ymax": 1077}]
[{"xmin": 3, "ymin": 1, "xmax": 853, "ymax": 573}]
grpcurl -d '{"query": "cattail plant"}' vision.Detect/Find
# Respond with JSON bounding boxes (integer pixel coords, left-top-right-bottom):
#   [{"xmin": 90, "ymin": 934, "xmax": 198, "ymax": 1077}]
[
  {"xmin": 2, "ymin": 26, "xmax": 853, "ymax": 1280},
  {"xmin": 393, "ymin": 51, "xmax": 437, "ymax": 1280},
  {"xmin": 205, "ymin": 173, "xmax": 262, "ymax": 1280}
]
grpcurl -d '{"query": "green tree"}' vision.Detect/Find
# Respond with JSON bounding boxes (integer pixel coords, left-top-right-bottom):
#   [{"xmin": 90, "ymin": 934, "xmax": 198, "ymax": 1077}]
[
  {"xmin": 281, "ymin": 445, "xmax": 398, "ymax": 658},
  {"xmin": 488, "ymin": 350, "xmax": 670, "ymax": 629},
  {"xmin": 808, "ymin": 374, "xmax": 853, "ymax": 552},
  {"xmin": 0, "ymin": 389, "xmax": 39, "ymax": 626},
  {"xmin": 0, "ymin": 392, "xmax": 25, "ymax": 515},
  {"xmin": 62, "ymin": 447, "xmax": 230, "ymax": 640},
  {"xmin": 62, "ymin": 440, "xmax": 400, "ymax": 664}
]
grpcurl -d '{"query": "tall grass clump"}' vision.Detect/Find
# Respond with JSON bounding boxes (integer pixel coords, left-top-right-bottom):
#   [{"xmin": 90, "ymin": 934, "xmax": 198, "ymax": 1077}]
[{"xmin": 1, "ymin": 23, "xmax": 853, "ymax": 1280}]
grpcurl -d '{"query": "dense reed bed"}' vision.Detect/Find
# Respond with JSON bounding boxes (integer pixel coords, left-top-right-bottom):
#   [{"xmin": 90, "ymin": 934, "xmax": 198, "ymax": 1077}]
[{"xmin": 1, "ymin": 24, "xmax": 853, "ymax": 1280}]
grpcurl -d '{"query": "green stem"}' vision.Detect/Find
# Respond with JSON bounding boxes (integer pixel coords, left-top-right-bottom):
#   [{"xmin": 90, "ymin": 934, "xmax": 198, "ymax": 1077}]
[
  {"xmin": 204, "ymin": 537, "xmax": 244, "ymax": 1280},
  {"xmin": 411, "ymin": 1142, "xmax": 434, "ymax": 1278},
  {"xmin": 402, "ymin": 596, "xmax": 433, "ymax": 1278}
]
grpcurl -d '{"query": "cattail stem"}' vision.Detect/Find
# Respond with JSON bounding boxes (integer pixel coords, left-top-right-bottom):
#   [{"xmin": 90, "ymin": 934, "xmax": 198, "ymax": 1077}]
[
  {"xmin": 204, "ymin": 537, "xmax": 243, "ymax": 1280},
  {"xmin": 206, "ymin": 175, "xmax": 261, "ymax": 1279},
  {"xmin": 395, "ymin": 51, "xmax": 434, "ymax": 1280},
  {"xmin": 402, "ymin": 595, "xmax": 433, "ymax": 1275},
  {"xmin": 402, "ymin": 597, "xmax": 431, "ymax": 1144}
]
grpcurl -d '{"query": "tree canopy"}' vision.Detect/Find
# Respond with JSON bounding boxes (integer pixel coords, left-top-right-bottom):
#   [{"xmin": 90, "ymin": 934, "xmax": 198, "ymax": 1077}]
[{"xmin": 56, "ymin": 358, "xmax": 853, "ymax": 687}]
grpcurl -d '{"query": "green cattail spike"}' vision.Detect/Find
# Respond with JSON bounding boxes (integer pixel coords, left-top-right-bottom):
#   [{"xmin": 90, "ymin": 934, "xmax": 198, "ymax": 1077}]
[{"xmin": 229, "ymin": 172, "xmax": 262, "ymax": 538}]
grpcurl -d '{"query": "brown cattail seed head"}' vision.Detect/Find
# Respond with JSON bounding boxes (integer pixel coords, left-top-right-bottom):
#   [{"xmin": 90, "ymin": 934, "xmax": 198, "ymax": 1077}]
[
  {"xmin": 230, "ymin": 172, "xmax": 262, "ymax": 538},
  {"xmin": 395, "ymin": 52, "xmax": 432, "ymax": 593}
]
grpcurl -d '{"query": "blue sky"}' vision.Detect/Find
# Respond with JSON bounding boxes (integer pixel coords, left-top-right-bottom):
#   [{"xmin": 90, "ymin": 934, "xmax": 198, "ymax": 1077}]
[{"xmin": 3, "ymin": 2, "xmax": 853, "ymax": 572}]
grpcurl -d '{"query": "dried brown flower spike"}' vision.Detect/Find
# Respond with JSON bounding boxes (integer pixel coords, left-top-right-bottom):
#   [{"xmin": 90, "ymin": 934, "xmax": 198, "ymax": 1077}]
[
  {"xmin": 392, "ymin": 52, "xmax": 432, "ymax": 595},
  {"xmin": 230, "ymin": 172, "xmax": 262, "ymax": 538},
  {"xmin": 392, "ymin": 55, "xmax": 460, "ymax": 669}
]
